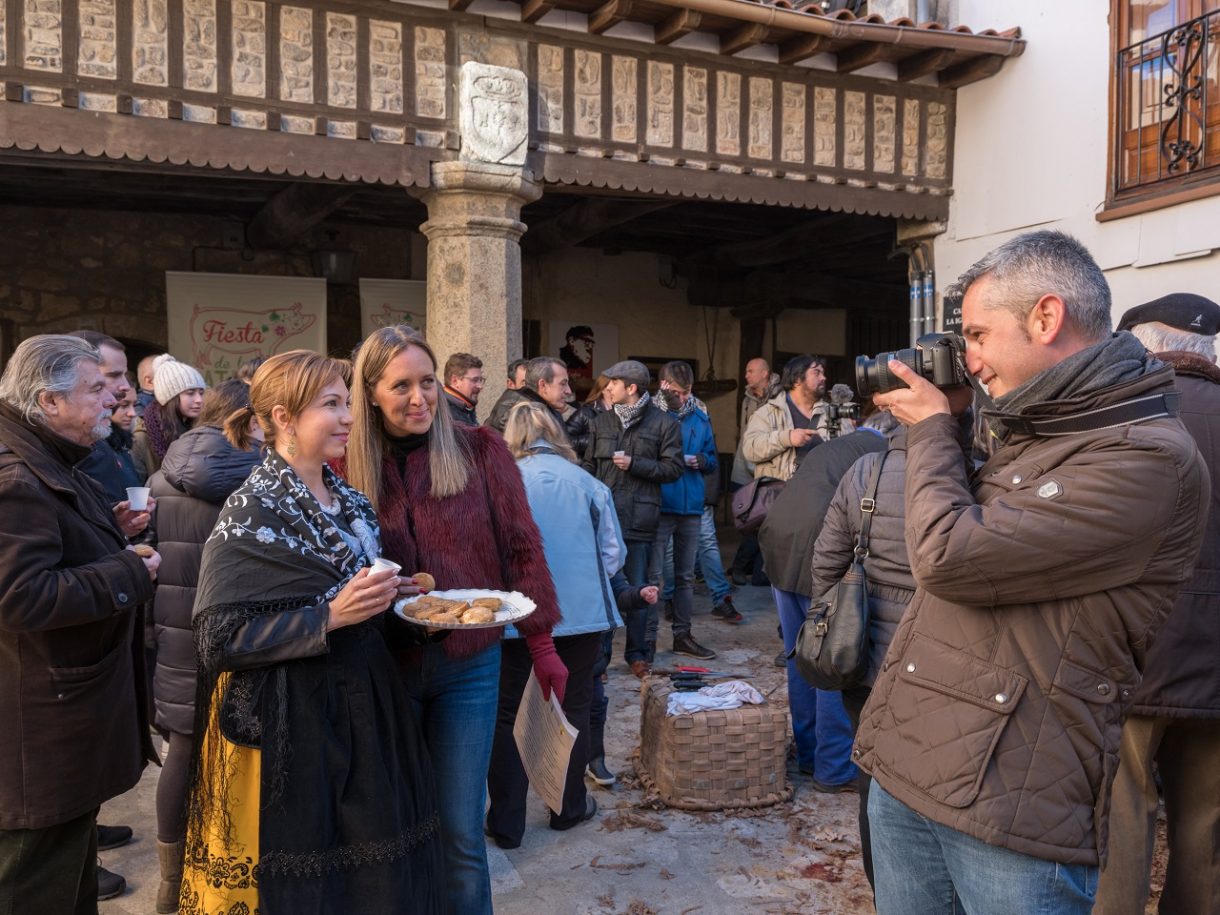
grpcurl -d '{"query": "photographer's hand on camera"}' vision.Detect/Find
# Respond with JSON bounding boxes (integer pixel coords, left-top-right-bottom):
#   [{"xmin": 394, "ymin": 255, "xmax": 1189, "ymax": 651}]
[{"xmin": 873, "ymin": 360, "xmax": 972, "ymax": 426}]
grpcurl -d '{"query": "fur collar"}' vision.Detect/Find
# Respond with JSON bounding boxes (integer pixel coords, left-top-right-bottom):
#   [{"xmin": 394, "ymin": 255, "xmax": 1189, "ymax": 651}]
[{"xmin": 1158, "ymin": 350, "xmax": 1220, "ymax": 385}]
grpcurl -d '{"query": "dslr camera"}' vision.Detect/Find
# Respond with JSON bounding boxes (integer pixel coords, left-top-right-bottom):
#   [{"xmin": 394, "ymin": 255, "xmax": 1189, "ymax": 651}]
[
  {"xmin": 855, "ymin": 332, "xmax": 969, "ymax": 397},
  {"xmin": 822, "ymin": 401, "xmax": 859, "ymax": 439}
]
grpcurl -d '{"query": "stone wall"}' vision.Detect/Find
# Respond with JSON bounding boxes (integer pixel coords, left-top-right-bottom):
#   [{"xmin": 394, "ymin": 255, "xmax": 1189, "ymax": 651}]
[{"xmin": 0, "ymin": 205, "xmax": 414, "ymax": 359}]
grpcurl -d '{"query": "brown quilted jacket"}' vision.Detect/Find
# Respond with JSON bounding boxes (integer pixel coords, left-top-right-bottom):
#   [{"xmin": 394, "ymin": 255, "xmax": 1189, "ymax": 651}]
[{"xmin": 853, "ymin": 365, "xmax": 1209, "ymax": 867}]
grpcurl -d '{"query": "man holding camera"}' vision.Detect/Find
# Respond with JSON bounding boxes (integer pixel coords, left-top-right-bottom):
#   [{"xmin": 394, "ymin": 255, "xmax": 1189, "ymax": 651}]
[{"xmin": 856, "ymin": 231, "xmax": 1208, "ymax": 914}]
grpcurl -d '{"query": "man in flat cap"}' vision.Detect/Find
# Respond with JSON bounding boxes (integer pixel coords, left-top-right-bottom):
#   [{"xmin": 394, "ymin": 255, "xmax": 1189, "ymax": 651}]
[
  {"xmin": 582, "ymin": 360, "xmax": 683, "ymax": 676},
  {"xmin": 1094, "ymin": 292, "xmax": 1220, "ymax": 915}
]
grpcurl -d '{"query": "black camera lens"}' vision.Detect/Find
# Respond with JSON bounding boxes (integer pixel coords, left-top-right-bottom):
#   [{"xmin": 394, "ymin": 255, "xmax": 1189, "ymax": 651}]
[{"xmin": 855, "ymin": 348, "xmax": 922, "ymax": 396}]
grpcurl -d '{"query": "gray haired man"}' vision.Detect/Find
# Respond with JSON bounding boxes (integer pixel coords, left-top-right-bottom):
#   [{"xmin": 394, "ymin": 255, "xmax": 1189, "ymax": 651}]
[
  {"xmin": 0, "ymin": 335, "xmax": 161, "ymax": 912},
  {"xmin": 859, "ymin": 232, "xmax": 1208, "ymax": 914}
]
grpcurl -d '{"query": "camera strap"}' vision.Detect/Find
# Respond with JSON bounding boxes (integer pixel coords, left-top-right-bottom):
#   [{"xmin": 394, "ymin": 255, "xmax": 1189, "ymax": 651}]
[{"xmin": 988, "ymin": 391, "xmax": 1181, "ymax": 438}]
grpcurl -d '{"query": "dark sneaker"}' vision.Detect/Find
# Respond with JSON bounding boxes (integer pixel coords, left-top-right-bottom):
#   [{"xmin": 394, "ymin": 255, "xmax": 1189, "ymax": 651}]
[
  {"xmin": 550, "ymin": 795, "xmax": 597, "ymax": 831},
  {"xmin": 585, "ymin": 757, "xmax": 617, "ymax": 787},
  {"xmin": 807, "ymin": 776, "xmax": 857, "ymax": 795},
  {"xmin": 97, "ymin": 864, "xmax": 126, "ymax": 901},
  {"xmin": 774, "ymin": 650, "xmax": 788, "ymax": 668},
  {"xmin": 729, "ymin": 569, "xmax": 748, "ymax": 586},
  {"xmin": 673, "ymin": 633, "xmax": 716, "ymax": 660},
  {"xmin": 711, "ymin": 597, "xmax": 743, "ymax": 623},
  {"xmin": 97, "ymin": 824, "xmax": 133, "ymax": 851}
]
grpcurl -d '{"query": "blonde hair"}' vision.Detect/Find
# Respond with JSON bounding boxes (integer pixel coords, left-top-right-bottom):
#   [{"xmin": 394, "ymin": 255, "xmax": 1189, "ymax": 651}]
[
  {"xmin": 223, "ymin": 350, "xmax": 350, "ymax": 452},
  {"xmin": 346, "ymin": 326, "xmax": 471, "ymax": 507},
  {"xmin": 584, "ymin": 373, "xmax": 610, "ymax": 406},
  {"xmin": 503, "ymin": 401, "xmax": 577, "ymax": 463}
]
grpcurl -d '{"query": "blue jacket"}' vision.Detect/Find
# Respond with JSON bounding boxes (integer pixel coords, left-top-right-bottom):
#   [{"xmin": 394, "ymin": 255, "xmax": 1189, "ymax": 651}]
[
  {"xmin": 508, "ymin": 448, "xmax": 625, "ymax": 638},
  {"xmin": 660, "ymin": 408, "xmax": 718, "ymax": 516}
]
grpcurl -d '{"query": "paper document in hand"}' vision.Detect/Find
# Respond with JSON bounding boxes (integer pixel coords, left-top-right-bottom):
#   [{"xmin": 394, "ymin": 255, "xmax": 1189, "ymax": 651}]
[{"xmin": 512, "ymin": 672, "xmax": 579, "ymax": 815}]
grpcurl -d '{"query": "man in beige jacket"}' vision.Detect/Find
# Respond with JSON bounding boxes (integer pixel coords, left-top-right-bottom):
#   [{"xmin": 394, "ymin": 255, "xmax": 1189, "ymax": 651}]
[{"xmin": 741, "ymin": 354, "xmax": 831, "ymax": 482}]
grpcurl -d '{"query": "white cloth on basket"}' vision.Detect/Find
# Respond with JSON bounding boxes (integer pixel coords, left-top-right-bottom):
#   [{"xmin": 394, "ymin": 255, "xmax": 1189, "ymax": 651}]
[{"xmin": 666, "ymin": 680, "xmax": 765, "ymax": 716}]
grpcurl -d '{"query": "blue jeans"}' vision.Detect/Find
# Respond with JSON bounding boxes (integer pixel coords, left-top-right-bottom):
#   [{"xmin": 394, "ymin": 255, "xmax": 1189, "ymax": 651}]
[
  {"xmin": 400, "ymin": 642, "xmax": 500, "ymax": 915},
  {"xmin": 698, "ymin": 507, "xmax": 731, "ymax": 604},
  {"xmin": 772, "ymin": 586, "xmax": 856, "ymax": 785},
  {"xmin": 622, "ymin": 539, "xmax": 653, "ymax": 663},
  {"xmin": 868, "ymin": 781, "xmax": 1098, "ymax": 915}
]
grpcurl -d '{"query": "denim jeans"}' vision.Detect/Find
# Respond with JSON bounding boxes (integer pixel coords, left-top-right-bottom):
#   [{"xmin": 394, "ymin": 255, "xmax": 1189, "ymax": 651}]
[
  {"xmin": 772, "ymin": 586, "xmax": 856, "ymax": 785},
  {"xmin": 622, "ymin": 539, "xmax": 653, "ymax": 663},
  {"xmin": 660, "ymin": 508, "xmax": 731, "ymax": 607},
  {"xmin": 869, "ymin": 781, "xmax": 1098, "ymax": 915},
  {"xmin": 648, "ymin": 513, "xmax": 700, "ymax": 639},
  {"xmin": 400, "ymin": 642, "xmax": 501, "ymax": 915}
]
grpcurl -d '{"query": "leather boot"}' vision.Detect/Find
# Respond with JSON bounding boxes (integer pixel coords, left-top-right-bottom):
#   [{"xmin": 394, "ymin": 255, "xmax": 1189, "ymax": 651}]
[{"xmin": 156, "ymin": 840, "xmax": 185, "ymax": 914}]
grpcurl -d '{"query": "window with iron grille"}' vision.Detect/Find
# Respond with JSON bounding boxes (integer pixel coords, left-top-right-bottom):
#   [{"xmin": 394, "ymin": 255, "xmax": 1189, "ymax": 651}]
[{"xmin": 1111, "ymin": 1, "xmax": 1220, "ymax": 206}]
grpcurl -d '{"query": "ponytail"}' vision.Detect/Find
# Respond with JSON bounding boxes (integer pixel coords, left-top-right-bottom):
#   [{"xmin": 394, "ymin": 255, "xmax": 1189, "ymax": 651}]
[{"xmin": 223, "ymin": 405, "xmax": 259, "ymax": 451}]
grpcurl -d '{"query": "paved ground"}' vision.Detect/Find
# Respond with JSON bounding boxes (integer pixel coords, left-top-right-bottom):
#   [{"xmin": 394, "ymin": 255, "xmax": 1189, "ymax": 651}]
[{"xmin": 97, "ymin": 578, "xmax": 1168, "ymax": 914}]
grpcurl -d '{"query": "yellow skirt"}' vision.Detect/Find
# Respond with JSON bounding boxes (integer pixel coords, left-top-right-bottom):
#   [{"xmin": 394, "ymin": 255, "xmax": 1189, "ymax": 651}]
[{"xmin": 179, "ymin": 685, "xmax": 262, "ymax": 915}]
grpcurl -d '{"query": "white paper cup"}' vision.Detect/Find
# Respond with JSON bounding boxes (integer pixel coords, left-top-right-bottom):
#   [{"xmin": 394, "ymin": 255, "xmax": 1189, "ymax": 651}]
[
  {"xmin": 369, "ymin": 557, "xmax": 402, "ymax": 576},
  {"xmin": 126, "ymin": 487, "xmax": 151, "ymax": 511},
  {"xmin": 613, "ymin": 450, "xmax": 626, "ymax": 458},
  {"xmin": 684, "ymin": 454, "xmax": 697, "ymax": 464}
]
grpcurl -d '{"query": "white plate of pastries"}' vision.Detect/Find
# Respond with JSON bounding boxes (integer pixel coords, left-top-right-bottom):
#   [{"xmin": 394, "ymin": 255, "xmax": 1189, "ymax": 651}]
[{"xmin": 393, "ymin": 588, "xmax": 537, "ymax": 629}]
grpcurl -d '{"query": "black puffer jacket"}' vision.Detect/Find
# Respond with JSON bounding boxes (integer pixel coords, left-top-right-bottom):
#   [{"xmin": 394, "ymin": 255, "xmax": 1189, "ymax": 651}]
[
  {"xmin": 812, "ymin": 439, "xmax": 915, "ymax": 687},
  {"xmin": 149, "ymin": 425, "xmax": 260, "ymax": 734},
  {"xmin": 562, "ymin": 403, "xmax": 593, "ymax": 457},
  {"xmin": 582, "ymin": 400, "xmax": 683, "ymax": 542}
]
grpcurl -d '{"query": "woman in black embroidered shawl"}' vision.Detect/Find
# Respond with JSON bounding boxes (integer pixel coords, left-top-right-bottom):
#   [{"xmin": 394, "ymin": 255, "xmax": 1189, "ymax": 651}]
[{"xmin": 181, "ymin": 350, "xmax": 443, "ymax": 915}]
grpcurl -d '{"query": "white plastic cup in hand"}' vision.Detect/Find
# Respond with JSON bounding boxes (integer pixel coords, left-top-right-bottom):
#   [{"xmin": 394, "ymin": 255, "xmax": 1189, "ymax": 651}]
[
  {"xmin": 684, "ymin": 454, "xmax": 698, "ymax": 466},
  {"xmin": 613, "ymin": 450, "xmax": 625, "ymax": 458},
  {"xmin": 126, "ymin": 487, "xmax": 151, "ymax": 511},
  {"xmin": 369, "ymin": 557, "xmax": 402, "ymax": 576}
]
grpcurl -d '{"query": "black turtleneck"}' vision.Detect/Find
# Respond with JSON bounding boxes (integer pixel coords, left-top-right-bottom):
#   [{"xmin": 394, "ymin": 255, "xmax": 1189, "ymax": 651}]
[{"xmin": 386, "ymin": 431, "xmax": 429, "ymax": 477}]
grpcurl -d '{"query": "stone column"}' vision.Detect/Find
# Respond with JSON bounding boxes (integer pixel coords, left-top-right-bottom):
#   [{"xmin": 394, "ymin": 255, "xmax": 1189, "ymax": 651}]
[
  {"xmin": 419, "ymin": 161, "xmax": 540, "ymax": 410},
  {"xmin": 418, "ymin": 62, "xmax": 539, "ymax": 413}
]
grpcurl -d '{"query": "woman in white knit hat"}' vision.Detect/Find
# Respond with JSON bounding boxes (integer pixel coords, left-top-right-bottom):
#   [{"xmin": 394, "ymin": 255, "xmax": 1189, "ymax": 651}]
[{"xmin": 131, "ymin": 355, "xmax": 207, "ymax": 479}]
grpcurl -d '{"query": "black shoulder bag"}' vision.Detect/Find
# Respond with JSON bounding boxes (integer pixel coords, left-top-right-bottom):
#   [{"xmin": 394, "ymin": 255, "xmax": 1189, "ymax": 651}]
[{"xmin": 791, "ymin": 451, "xmax": 888, "ymax": 691}]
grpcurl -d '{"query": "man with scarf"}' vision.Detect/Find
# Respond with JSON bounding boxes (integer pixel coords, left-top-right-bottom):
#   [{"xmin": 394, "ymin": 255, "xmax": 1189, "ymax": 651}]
[
  {"xmin": 582, "ymin": 360, "xmax": 683, "ymax": 677},
  {"xmin": 854, "ymin": 230, "xmax": 1209, "ymax": 915}
]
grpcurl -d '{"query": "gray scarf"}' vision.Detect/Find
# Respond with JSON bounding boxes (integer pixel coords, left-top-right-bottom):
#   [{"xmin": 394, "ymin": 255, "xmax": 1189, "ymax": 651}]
[
  {"xmin": 614, "ymin": 391, "xmax": 652, "ymax": 429},
  {"xmin": 984, "ymin": 332, "xmax": 1157, "ymax": 440}
]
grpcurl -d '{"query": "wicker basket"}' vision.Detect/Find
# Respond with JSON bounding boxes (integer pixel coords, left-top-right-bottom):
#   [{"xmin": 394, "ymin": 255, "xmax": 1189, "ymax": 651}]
[{"xmin": 633, "ymin": 679, "xmax": 792, "ymax": 811}]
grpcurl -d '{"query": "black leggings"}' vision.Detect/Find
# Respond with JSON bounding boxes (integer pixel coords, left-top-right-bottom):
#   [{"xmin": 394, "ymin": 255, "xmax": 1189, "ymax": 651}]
[{"xmin": 155, "ymin": 731, "xmax": 195, "ymax": 843}]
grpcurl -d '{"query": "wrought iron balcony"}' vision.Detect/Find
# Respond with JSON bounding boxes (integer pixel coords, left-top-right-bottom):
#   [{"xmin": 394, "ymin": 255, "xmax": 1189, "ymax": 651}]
[{"xmin": 1114, "ymin": 9, "xmax": 1220, "ymax": 195}]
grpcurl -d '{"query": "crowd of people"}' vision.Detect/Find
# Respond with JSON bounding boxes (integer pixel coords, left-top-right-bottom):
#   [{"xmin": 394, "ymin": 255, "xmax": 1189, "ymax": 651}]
[{"xmin": 0, "ymin": 228, "xmax": 1216, "ymax": 914}]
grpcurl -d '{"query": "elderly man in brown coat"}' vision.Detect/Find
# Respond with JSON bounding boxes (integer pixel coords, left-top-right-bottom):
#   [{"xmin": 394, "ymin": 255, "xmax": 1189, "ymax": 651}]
[
  {"xmin": 1093, "ymin": 293, "xmax": 1220, "ymax": 915},
  {"xmin": 0, "ymin": 335, "xmax": 160, "ymax": 913},
  {"xmin": 858, "ymin": 231, "xmax": 1209, "ymax": 915}
]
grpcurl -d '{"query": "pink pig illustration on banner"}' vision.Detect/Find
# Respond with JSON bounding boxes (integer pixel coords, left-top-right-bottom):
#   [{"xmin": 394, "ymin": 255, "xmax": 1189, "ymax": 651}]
[
  {"xmin": 369, "ymin": 304, "xmax": 422, "ymax": 331},
  {"xmin": 190, "ymin": 303, "xmax": 317, "ymax": 367}
]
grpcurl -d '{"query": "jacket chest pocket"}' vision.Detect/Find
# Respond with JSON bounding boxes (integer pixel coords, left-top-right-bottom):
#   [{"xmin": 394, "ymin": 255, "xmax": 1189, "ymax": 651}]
[
  {"xmin": 976, "ymin": 460, "xmax": 1047, "ymax": 499},
  {"xmin": 875, "ymin": 633, "xmax": 1026, "ymax": 808},
  {"xmin": 593, "ymin": 437, "xmax": 622, "ymax": 460}
]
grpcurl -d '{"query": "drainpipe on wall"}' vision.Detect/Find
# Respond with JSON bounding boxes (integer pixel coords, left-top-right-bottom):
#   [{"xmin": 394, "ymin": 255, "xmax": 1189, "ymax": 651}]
[
  {"xmin": 921, "ymin": 260, "xmax": 936, "ymax": 335},
  {"xmin": 907, "ymin": 258, "xmax": 924, "ymax": 347}
]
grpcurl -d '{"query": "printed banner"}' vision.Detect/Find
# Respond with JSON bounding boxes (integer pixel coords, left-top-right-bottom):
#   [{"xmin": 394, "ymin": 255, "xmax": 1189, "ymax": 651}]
[
  {"xmin": 166, "ymin": 272, "xmax": 327, "ymax": 387},
  {"xmin": 359, "ymin": 278, "xmax": 427, "ymax": 339}
]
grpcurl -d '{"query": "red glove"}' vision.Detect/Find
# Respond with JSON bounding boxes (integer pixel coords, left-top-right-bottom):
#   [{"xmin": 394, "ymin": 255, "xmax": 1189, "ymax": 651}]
[{"xmin": 524, "ymin": 632, "xmax": 569, "ymax": 705}]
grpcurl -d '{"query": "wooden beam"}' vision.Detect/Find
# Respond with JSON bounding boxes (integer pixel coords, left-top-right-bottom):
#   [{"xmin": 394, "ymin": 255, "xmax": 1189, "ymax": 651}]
[
  {"xmin": 778, "ymin": 34, "xmax": 829, "ymax": 66},
  {"xmin": 521, "ymin": 0, "xmax": 555, "ymax": 24},
  {"xmin": 688, "ymin": 269, "xmax": 906, "ymax": 312},
  {"xmin": 589, "ymin": 0, "xmax": 633, "ymax": 35},
  {"xmin": 896, "ymin": 48, "xmax": 955, "ymax": 82},
  {"xmin": 448, "ymin": 0, "xmax": 475, "ymax": 10},
  {"xmin": 655, "ymin": 8, "xmax": 701, "ymax": 45},
  {"xmin": 523, "ymin": 197, "xmax": 676, "ymax": 254},
  {"xmin": 720, "ymin": 22, "xmax": 768, "ymax": 57},
  {"xmin": 681, "ymin": 215, "xmax": 893, "ymax": 271},
  {"xmin": 937, "ymin": 54, "xmax": 1005, "ymax": 89},
  {"xmin": 246, "ymin": 182, "xmax": 357, "ymax": 249},
  {"xmin": 836, "ymin": 41, "xmax": 889, "ymax": 73}
]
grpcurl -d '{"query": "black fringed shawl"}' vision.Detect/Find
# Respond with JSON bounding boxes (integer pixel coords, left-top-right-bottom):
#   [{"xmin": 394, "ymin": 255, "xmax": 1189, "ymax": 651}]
[{"xmin": 186, "ymin": 450, "xmax": 443, "ymax": 913}]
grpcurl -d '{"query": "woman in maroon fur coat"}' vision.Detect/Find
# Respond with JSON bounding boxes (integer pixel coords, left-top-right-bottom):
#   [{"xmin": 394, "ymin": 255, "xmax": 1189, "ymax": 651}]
[{"xmin": 337, "ymin": 326, "xmax": 567, "ymax": 915}]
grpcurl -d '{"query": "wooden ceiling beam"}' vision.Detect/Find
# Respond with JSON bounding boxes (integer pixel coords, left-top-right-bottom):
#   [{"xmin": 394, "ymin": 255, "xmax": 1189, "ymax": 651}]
[
  {"xmin": 719, "ymin": 22, "xmax": 768, "ymax": 57},
  {"xmin": 655, "ymin": 8, "xmax": 701, "ymax": 45},
  {"xmin": 836, "ymin": 40, "xmax": 889, "ymax": 73},
  {"xmin": 523, "ymin": 197, "xmax": 677, "ymax": 254},
  {"xmin": 246, "ymin": 182, "xmax": 357, "ymax": 249},
  {"xmin": 521, "ymin": 0, "xmax": 555, "ymax": 24},
  {"xmin": 777, "ymin": 34, "xmax": 829, "ymax": 66},
  {"xmin": 589, "ymin": 0, "xmax": 633, "ymax": 35},
  {"xmin": 448, "ymin": 0, "xmax": 475, "ymax": 10},
  {"xmin": 896, "ymin": 48, "xmax": 956, "ymax": 81},
  {"xmin": 938, "ymin": 53, "xmax": 1006, "ymax": 89},
  {"xmin": 680, "ymin": 214, "xmax": 892, "ymax": 270}
]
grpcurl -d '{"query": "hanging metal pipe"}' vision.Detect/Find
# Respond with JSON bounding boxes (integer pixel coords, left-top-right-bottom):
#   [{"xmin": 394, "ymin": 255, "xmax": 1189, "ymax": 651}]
[
  {"xmin": 922, "ymin": 266, "xmax": 936, "ymax": 334},
  {"xmin": 908, "ymin": 264, "xmax": 924, "ymax": 347}
]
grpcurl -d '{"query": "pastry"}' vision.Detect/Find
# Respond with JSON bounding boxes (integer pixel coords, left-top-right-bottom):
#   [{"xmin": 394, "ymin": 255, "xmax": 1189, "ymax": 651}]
[
  {"xmin": 424, "ymin": 611, "xmax": 461, "ymax": 625},
  {"xmin": 411, "ymin": 572, "xmax": 436, "ymax": 592},
  {"xmin": 133, "ymin": 544, "xmax": 156, "ymax": 559},
  {"xmin": 470, "ymin": 597, "xmax": 501, "ymax": 612},
  {"xmin": 460, "ymin": 606, "xmax": 496, "ymax": 624}
]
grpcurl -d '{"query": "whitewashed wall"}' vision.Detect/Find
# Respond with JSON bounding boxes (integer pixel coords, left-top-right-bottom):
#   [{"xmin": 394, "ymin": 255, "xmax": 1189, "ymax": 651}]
[{"xmin": 937, "ymin": 0, "xmax": 1220, "ymax": 319}]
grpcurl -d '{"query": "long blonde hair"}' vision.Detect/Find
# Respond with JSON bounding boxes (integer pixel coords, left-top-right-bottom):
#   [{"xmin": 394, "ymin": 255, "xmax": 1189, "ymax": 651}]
[
  {"xmin": 224, "ymin": 350, "xmax": 349, "ymax": 452},
  {"xmin": 346, "ymin": 326, "xmax": 471, "ymax": 507},
  {"xmin": 503, "ymin": 401, "xmax": 577, "ymax": 463}
]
